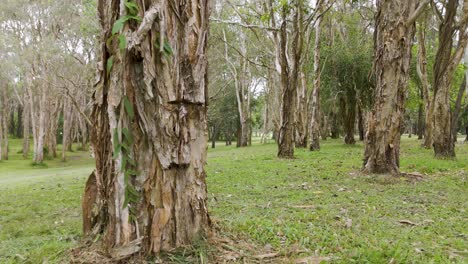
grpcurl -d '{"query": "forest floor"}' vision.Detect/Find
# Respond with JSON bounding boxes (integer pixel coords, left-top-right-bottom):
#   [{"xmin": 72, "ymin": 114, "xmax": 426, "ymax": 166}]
[{"xmin": 0, "ymin": 137, "xmax": 467, "ymax": 263}]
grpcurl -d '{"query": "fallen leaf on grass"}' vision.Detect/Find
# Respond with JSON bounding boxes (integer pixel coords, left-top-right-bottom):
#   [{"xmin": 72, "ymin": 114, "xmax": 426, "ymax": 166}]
[
  {"xmin": 254, "ymin": 252, "xmax": 279, "ymax": 259},
  {"xmin": 295, "ymin": 256, "xmax": 330, "ymax": 264},
  {"xmin": 399, "ymin": 220, "xmax": 417, "ymax": 226},
  {"xmin": 292, "ymin": 205, "xmax": 315, "ymax": 209}
]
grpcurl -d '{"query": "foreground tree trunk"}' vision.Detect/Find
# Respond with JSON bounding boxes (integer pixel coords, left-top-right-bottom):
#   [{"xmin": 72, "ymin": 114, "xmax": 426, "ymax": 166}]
[
  {"xmin": 362, "ymin": 0, "xmax": 426, "ymax": 175},
  {"xmin": 83, "ymin": 0, "xmax": 211, "ymax": 257},
  {"xmin": 431, "ymin": 0, "xmax": 468, "ymax": 158}
]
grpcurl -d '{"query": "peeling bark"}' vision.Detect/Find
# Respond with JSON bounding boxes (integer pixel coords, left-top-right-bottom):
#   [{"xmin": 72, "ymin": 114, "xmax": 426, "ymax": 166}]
[
  {"xmin": 363, "ymin": 0, "xmax": 423, "ymax": 175},
  {"xmin": 85, "ymin": 0, "xmax": 211, "ymax": 256}
]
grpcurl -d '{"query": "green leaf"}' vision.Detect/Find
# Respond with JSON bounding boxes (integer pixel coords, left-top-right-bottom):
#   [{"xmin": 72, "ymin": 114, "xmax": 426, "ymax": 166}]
[
  {"xmin": 122, "ymin": 128, "xmax": 133, "ymax": 142},
  {"xmin": 123, "ymin": 96, "xmax": 135, "ymax": 119},
  {"xmin": 163, "ymin": 40, "xmax": 173, "ymax": 56},
  {"xmin": 121, "ymin": 155, "xmax": 127, "ymax": 171},
  {"xmin": 127, "ymin": 169, "xmax": 139, "ymax": 176},
  {"xmin": 112, "ymin": 16, "xmax": 130, "ymax": 35},
  {"xmin": 113, "ymin": 143, "xmax": 121, "ymax": 159},
  {"xmin": 121, "ymin": 141, "xmax": 130, "ymax": 151},
  {"xmin": 124, "ymin": 1, "xmax": 139, "ymax": 16},
  {"xmin": 107, "ymin": 56, "xmax": 114, "ymax": 75},
  {"xmin": 118, "ymin": 34, "xmax": 127, "ymax": 51},
  {"xmin": 129, "ymin": 15, "xmax": 142, "ymax": 22}
]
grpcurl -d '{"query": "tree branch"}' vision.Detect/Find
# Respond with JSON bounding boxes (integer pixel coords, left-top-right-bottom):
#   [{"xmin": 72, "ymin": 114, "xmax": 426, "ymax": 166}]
[
  {"xmin": 406, "ymin": 0, "xmax": 430, "ymax": 26},
  {"xmin": 210, "ymin": 18, "xmax": 279, "ymax": 31}
]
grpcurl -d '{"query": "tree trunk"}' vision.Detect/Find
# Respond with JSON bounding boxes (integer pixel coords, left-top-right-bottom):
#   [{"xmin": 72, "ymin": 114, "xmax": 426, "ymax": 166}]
[
  {"xmin": 35, "ymin": 86, "xmax": 46, "ymax": 163},
  {"xmin": 321, "ymin": 113, "xmax": 329, "ymax": 140},
  {"xmin": 309, "ymin": 11, "xmax": 323, "ymax": 151},
  {"xmin": 416, "ymin": 16, "xmax": 433, "ymax": 148},
  {"xmin": 0, "ymin": 85, "xmax": 8, "ymax": 160},
  {"xmin": 8, "ymin": 106, "xmax": 15, "ymax": 136},
  {"xmin": 330, "ymin": 110, "xmax": 340, "ymax": 139},
  {"xmin": 363, "ymin": 0, "xmax": 422, "ymax": 175},
  {"xmin": 16, "ymin": 105, "xmax": 23, "ymax": 138},
  {"xmin": 62, "ymin": 99, "xmax": 72, "ymax": 161},
  {"xmin": 341, "ymin": 93, "xmax": 356, "ymax": 145},
  {"xmin": 22, "ymin": 93, "xmax": 30, "ymax": 159},
  {"xmin": 211, "ymin": 126, "xmax": 216, "ymax": 149},
  {"xmin": 278, "ymin": 2, "xmax": 303, "ymax": 158},
  {"xmin": 451, "ymin": 76, "xmax": 466, "ymax": 142},
  {"xmin": 417, "ymin": 101, "xmax": 424, "ymax": 139},
  {"xmin": 83, "ymin": 0, "xmax": 211, "ymax": 257},
  {"xmin": 358, "ymin": 105, "xmax": 365, "ymax": 141},
  {"xmin": 431, "ymin": 0, "xmax": 467, "ymax": 158},
  {"xmin": 295, "ymin": 71, "xmax": 308, "ymax": 148},
  {"xmin": 466, "ymin": 126, "xmax": 468, "ymax": 141}
]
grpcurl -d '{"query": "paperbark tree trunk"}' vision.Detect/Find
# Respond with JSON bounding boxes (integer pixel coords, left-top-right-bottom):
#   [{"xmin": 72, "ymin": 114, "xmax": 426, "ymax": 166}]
[
  {"xmin": 417, "ymin": 25, "xmax": 433, "ymax": 148},
  {"xmin": 35, "ymin": 86, "xmax": 46, "ymax": 163},
  {"xmin": 358, "ymin": 105, "xmax": 365, "ymax": 141},
  {"xmin": 451, "ymin": 76, "xmax": 466, "ymax": 142},
  {"xmin": 295, "ymin": 71, "xmax": 308, "ymax": 148},
  {"xmin": 222, "ymin": 30, "xmax": 250, "ymax": 147},
  {"xmin": 82, "ymin": 0, "xmax": 211, "ymax": 257},
  {"xmin": 431, "ymin": 0, "xmax": 468, "ymax": 158},
  {"xmin": 417, "ymin": 101, "xmax": 424, "ymax": 139},
  {"xmin": 22, "ymin": 91, "xmax": 30, "ymax": 159},
  {"xmin": 0, "ymin": 85, "xmax": 8, "ymax": 160},
  {"xmin": 341, "ymin": 92, "xmax": 356, "ymax": 145},
  {"xmin": 330, "ymin": 109, "xmax": 340, "ymax": 139},
  {"xmin": 277, "ymin": 1, "xmax": 303, "ymax": 158},
  {"xmin": 320, "ymin": 113, "xmax": 329, "ymax": 140},
  {"xmin": 62, "ymin": 99, "xmax": 73, "ymax": 161},
  {"xmin": 16, "ymin": 105, "xmax": 23, "ymax": 138},
  {"xmin": 309, "ymin": 11, "xmax": 323, "ymax": 151},
  {"xmin": 363, "ymin": 0, "xmax": 425, "ymax": 175}
]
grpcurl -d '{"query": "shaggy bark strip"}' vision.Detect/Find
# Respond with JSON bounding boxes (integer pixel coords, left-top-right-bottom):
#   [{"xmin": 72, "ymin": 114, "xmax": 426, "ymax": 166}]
[
  {"xmin": 363, "ymin": 0, "xmax": 427, "ymax": 175},
  {"xmin": 84, "ymin": 0, "xmax": 211, "ymax": 257}
]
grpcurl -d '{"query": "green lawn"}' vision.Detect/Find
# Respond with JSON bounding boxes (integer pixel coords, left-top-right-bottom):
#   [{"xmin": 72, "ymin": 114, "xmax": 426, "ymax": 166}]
[{"xmin": 0, "ymin": 137, "xmax": 467, "ymax": 263}]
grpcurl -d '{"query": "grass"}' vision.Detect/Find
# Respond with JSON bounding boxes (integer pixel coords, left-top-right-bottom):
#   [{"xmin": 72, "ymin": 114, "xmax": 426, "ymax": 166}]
[{"xmin": 0, "ymin": 137, "xmax": 467, "ymax": 263}]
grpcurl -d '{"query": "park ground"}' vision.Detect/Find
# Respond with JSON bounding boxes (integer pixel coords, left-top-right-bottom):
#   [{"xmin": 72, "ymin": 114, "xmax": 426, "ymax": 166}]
[{"xmin": 0, "ymin": 137, "xmax": 467, "ymax": 263}]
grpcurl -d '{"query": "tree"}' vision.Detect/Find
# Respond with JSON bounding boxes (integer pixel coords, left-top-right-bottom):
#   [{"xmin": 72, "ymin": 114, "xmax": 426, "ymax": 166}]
[
  {"xmin": 276, "ymin": 0, "xmax": 304, "ymax": 158},
  {"xmin": 431, "ymin": 0, "xmax": 468, "ymax": 158},
  {"xmin": 0, "ymin": 83, "xmax": 9, "ymax": 160},
  {"xmin": 415, "ymin": 18, "xmax": 435, "ymax": 148},
  {"xmin": 82, "ymin": 0, "xmax": 211, "ymax": 257},
  {"xmin": 309, "ymin": 2, "xmax": 323, "ymax": 151},
  {"xmin": 363, "ymin": 0, "xmax": 428, "ymax": 175}
]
